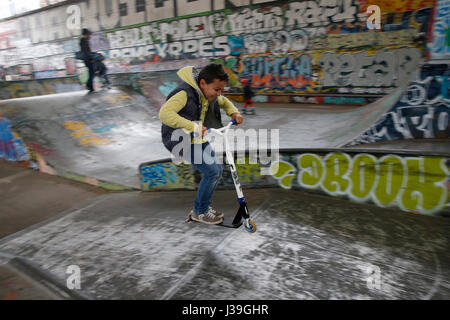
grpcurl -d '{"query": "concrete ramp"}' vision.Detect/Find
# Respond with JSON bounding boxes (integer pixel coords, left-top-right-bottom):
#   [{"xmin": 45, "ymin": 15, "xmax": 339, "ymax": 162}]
[
  {"xmin": 0, "ymin": 68, "xmax": 446, "ymax": 190},
  {"xmin": 231, "ymin": 82, "xmax": 408, "ymax": 151},
  {"xmin": 0, "ymin": 87, "xmax": 171, "ymax": 189}
]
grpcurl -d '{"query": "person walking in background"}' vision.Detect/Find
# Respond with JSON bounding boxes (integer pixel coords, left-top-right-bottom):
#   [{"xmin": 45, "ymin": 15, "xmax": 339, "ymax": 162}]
[
  {"xmin": 242, "ymin": 79, "xmax": 255, "ymax": 115},
  {"xmin": 79, "ymin": 28, "xmax": 95, "ymax": 93}
]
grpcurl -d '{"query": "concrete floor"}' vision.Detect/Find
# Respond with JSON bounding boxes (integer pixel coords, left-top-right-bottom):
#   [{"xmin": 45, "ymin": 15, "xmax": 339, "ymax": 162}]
[
  {"xmin": 1, "ymin": 164, "xmax": 448, "ymax": 300},
  {"xmin": 0, "ymin": 160, "xmax": 107, "ymax": 239}
]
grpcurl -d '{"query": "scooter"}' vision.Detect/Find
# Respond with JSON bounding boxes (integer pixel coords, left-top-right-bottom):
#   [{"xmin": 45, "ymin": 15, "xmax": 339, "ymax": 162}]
[{"xmin": 185, "ymin": 120, "xmax": 257, "ymax": 233}]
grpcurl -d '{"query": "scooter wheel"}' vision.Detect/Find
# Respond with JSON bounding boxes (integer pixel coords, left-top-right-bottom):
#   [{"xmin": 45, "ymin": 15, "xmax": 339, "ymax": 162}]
[{"xmin": 244, "ymin": 220, "xmax": 256, "ymax": 233}]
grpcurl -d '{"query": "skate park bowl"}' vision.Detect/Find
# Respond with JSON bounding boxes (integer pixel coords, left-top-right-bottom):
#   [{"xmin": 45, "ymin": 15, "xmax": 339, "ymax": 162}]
[
  {"xmin": 1, "ymin": 147, "xmax": 449, "ymax": 300},
  {"xmin": 1, "ymin": 76, "xmax": 449, "ymax": 300},
  {"xmin": 1, "ymin": 64, "xmax": 448, "ymax": 189},
  {"xmin": 0, "ymin": 0, "xmax": 449, "ymax": 301},
  {"xmin": 0, "ymin": 69, "xmax": 449, "ymax": 214}
]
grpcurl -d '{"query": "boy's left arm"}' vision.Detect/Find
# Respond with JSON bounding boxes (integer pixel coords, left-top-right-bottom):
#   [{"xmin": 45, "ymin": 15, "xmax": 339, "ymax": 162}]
[{"xmin": 218, "ymin": 96, "xmax": 243, "ymax": 124}]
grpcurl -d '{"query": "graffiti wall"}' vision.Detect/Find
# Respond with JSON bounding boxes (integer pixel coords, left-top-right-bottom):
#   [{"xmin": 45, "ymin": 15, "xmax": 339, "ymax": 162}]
[
  {"xmin": 271, "ymin": 152, "xmax": 449, "ymax": 216},
  {"xmin": 0, "ymin": 0, "xmax": 447, "ymax": 96},
  {"xmin": 428, "ymin": 0, "xmax": 449, "ymax": 61},
  {"xmin": 139, "ymin": 149, "xmax": 450, "ymax": 216},
  {"xmin": 140, "ymin": 156, "xmax": 273, "ymax": 191},
  {"xmin": 0, "ymin": 77, "xmax": 82, "ymax": 100},
  {"xmin": 0, "ymin": 115, "xmax": 29, "ymax": 162},
  {"xmin": 348, "ymin": 63, "xmax": 450, "ymax": 144}
]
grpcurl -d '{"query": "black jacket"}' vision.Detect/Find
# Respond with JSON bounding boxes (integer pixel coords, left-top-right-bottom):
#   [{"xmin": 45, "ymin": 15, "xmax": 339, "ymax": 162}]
[{"xmin": 79, "ymin": 37, "xmax": 92, "ymax": 61}]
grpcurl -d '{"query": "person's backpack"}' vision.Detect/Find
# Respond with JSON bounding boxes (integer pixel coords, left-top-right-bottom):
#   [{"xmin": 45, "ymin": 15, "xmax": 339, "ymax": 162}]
[
  {"xmin": 92, "ymin": 52, "xmax": 105, "ymax": 61},
  {"xmin": 75, "ymin": 51, "xmax": 84, "ymax": 60}
]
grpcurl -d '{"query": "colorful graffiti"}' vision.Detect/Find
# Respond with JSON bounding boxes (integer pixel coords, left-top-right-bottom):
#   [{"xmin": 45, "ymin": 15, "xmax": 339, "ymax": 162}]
[
  {"xmin": 240, "ymin": 53, "xmax": 314, "ymax": 92},
  {"xmin": 140, "ymin": 156, "xmax": 271, "ymax": 191},
  {"xmin": 271, "ymin": 152, "xmax": 449, "ymax": 215},
  {"xmin": 0, "ymin": 0, "xmax": 444, "ymax": 97},
  {"xmin": 63, "ymin": 121, "xmax": 114, "ymax": 147},
  {"xmin": 140, "ymin": 162, "xmax": 194, "ymax": 189},
  {"xmin": 319, "ymin": 47, "xmax": 422, "ymax": 88},
  {"xmin": 428, "ymin": 0, "xmax": 450, "ymax": 60},
  {"xmin": 0, "ymin": 116, "xmax": 29, "ymax": 161},
  {"xmin": 0, "ymin": 77, "xmax": 82, "ymax": 100},
  {"xmin": 349, "ymin": 64, "xmax": 450, "ymax": 144},
  {"xmin": 139, "ymin": 150, "xmax": 450, "ymax": 216},
  {"xmin": 225, "ymin": 93, "xmax": 371, "ymax": 105}
]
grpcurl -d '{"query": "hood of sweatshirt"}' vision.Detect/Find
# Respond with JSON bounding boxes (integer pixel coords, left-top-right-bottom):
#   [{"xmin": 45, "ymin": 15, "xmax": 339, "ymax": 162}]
[{"xmin": 176, "ymin": 66, "xmax": 207, "ymax": 105}]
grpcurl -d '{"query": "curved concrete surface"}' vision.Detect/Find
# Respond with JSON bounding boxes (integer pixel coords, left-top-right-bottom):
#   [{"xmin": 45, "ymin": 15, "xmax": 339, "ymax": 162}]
[
  {"xmin": 1, "ymin": 74, "xmax": 448, "ymax": 300},
  {"xmin": 0, "ymin": 189, "xmax": 448, "ymax": 299},
  {"xmin": 0, "ymin": 87, "xmax": 171, "ymax": 189},
  {"xmin": 0, "ymin": 78, "xmax": 413, "ymax": 188}
]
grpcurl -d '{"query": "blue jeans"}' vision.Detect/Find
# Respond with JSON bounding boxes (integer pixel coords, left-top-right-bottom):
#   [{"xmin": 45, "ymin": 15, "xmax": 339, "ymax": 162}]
[{"xmin": 190, "ymin": 142, "xmax": 223, "ymax": 214}]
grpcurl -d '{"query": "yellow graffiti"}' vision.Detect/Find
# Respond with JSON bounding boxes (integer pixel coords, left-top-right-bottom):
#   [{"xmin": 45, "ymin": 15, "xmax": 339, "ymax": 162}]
[
  {"xmin": 270, "ymin": 160, "xmax": 297, "ymax": 189},
  {"xmin": 374, "ymin": 155, "xmax": 406, "ymax": 206},
  {"xmin": 236, "ymin": 161, "xmax": 262, "ymax": 183},
  {"xmin": 103, "ymin": 92, "xmax": 132, "ymax": 105},
  {"xmin": 271, "ymin": 153, "xmax": 449, "ymax": 215},
  {"xmin": 348, "ymin": 154, "xmax": 378, "ymax": 201},
  {"xmin": 322, "ymin": 153, "xmax": 352, "ymax": 195},
  {"xmin": 297, "ymin": 153, "xmax": 324, "ymax": 188},
  {"xmin": 362, "ymin": 0, "xmax": 434, "ymax": 13},
  {"xmin": 401, "ymin": 157, "xmax": 449, "ymax": 212},
  {"xmin": 63, "ymin": 121, "xmax": 113, "ymax": 146},
  {"xmin": 327, "ymin": 29, "xmax": 418, "ymax": 49}
]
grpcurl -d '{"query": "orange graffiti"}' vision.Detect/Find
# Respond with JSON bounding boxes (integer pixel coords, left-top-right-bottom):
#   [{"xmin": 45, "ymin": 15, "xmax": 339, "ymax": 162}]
[
  {"xmin": 362, "ymin": 0, "xmax": 434, "ymax": 13},
  {"xmin": 251, "ymin": 74, "xmax": 313, "ymax": 90},
  {"xmin": 1, "ymin": 292, "xmax": 19, "ymax": 300},
  {"xmin": 63, "ymin": 120, "xmax": 114, "ymax": 147}
]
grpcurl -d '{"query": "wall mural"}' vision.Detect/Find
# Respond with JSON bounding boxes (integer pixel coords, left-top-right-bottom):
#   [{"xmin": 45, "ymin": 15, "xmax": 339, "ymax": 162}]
[
  {"xmin": 348, "ymin": 63, "xmax": 449, "ymax": 145},
  {"xmin": 0, "ymin": 0, "xmax": 446, "ymax": 95},
  {"xmin": 139, "ymin": 150, "xmax": 450, "ymax": 216}
]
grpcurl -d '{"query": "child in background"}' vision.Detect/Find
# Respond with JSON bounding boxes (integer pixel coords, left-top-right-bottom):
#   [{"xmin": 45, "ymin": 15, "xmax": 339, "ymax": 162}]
[{"xmin": 241, "ymin": 79, "xmax": 255, "ymax": 115}]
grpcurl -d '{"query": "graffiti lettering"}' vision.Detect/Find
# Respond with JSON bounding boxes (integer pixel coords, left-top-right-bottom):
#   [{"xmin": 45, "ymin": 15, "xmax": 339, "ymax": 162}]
[
  {"xmin": 427, "ymin": 0, "xmax": 450, "ymax": 60},
  {"xmin": 349, "ymin": 70, "xmax": 450, "ymax": 144},
  {"xmin": 140, "ymin": 163, "xmax": 180, "ymax": 187},
  {"xmin": 271, "ymin": 153, "xmax": 449, "ymax": 215},
  {"xmin": 319, "ymin": 47, "xmax": 421, "ymax": 87},
  {"xmin": 241, "ymin": 53, "xmax": 313, "ymax": 91}
]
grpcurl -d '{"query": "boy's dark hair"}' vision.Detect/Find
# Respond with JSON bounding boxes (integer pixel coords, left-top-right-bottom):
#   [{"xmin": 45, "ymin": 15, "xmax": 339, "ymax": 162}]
[
  {"xmin": 82, "ymin": 28, "xmax": 91, "ymax": 35},
  {"xmin": 197, "ymin": 63, "xmax": 229, "ymax": 84}
]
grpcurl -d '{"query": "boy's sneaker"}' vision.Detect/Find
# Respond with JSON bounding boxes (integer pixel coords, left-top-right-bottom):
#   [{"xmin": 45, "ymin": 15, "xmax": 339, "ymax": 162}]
[
  {"xmin": 189, "ymin": 208, "xmax": 223, "ymax": 225},
  {"xmin": 208, "ymin": 206, "xmax": 224, "ymax": 218}
]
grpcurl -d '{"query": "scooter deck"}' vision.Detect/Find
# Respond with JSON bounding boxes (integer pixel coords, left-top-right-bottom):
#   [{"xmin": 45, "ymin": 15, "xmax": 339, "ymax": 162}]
[{"xmin": 185, "ymin": 215, "xmax": 242, "ymax": 228}]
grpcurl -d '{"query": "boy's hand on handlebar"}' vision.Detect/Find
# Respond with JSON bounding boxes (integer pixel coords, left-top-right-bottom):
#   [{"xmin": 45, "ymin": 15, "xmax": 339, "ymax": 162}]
[
  {"xmin": 231, "ymin": 112, "xmax": 243, "ymax": 125},
  {"xmin": 195, "ymin": 125, "xmax": 207, "ymax": 137}
]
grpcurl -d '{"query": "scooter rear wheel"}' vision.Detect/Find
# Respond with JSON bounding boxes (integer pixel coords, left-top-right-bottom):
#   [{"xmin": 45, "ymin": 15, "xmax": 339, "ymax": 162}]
[{"xmin": 244, "ymin": 220, "xmax": 256, "ymax": 233}]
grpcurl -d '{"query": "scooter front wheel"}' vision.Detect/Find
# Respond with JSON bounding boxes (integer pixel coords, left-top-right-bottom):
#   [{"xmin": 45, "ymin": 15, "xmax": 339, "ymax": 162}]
[{"xmin": 244, "ymin": 220, "xmax": 256, "ymax": 233}]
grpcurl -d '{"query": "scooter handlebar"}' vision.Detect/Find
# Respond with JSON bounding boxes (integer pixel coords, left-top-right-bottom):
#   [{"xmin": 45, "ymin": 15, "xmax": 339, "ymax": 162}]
[{"xmin": 195, "ymin": 120, "xmax": 237, "ymax": 136}]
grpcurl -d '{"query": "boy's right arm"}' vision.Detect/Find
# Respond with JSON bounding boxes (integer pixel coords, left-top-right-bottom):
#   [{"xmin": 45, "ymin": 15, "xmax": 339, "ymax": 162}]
[{"xmin": 158, "ymin": 91, "xmax": 198, "ymax": 133}]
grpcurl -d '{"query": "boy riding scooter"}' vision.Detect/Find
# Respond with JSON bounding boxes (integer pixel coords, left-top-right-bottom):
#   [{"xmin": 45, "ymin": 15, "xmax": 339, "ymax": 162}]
[{"xmin": 159, "ymin": 63, "xmax": 243, "ymax": 225}]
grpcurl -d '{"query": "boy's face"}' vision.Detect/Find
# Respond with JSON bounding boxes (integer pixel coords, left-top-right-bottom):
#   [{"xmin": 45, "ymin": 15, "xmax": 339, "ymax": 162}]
[{"xmin": 199, "ymin": 78, "xmax": 226, "ymax": 101}]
